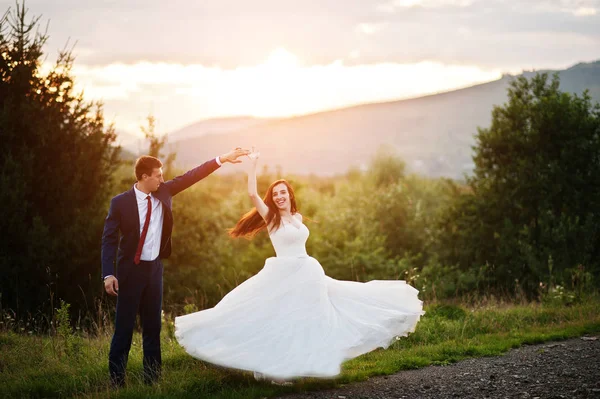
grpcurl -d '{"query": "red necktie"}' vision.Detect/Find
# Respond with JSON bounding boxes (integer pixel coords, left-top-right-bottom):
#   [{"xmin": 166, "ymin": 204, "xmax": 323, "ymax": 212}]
[{"xmin": 134, "ymin": 195, "xmax": 152, "ymax": 265}]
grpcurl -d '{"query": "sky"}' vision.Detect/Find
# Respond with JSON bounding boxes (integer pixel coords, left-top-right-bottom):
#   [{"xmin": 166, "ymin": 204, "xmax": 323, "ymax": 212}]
[{"xmin": 7, "ymin": 0, "xmax": 600, "ymax": 139}]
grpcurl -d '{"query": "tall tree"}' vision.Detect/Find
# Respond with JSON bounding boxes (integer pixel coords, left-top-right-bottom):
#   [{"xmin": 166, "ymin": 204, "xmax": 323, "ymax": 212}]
[
  {"xmin": 140, "ymin": 114, "xmax": 176, "ymax": 178},
  {"xmin": 0, "ymin": 2, "xmax": 120, "ymax": 319},
  {"xmin": 438, "ymin": 73, "xmax": 600, "ymax": 296}
]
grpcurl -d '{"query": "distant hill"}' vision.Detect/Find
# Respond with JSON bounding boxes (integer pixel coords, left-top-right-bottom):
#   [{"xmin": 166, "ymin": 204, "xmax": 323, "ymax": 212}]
[
  {"xmin": 169, "ymin": 116, "xmax": 274, "ymax": 142},
  {"xmin": 114, "ymin": 129, "xmax": 145, "ymax": 155},
  {"xmin": 169, "ymin": 60, "xmax": 600, "ymax": 179},
  {"xmin": 117, "ymin": 146, "xmax": 137, "ymax": 162}
]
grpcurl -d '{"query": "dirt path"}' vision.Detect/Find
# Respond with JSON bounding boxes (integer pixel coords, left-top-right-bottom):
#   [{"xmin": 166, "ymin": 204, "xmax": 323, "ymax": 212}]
[{"xmin": 276, "ymin": 335, "xmax": 600, "ymax": 399}]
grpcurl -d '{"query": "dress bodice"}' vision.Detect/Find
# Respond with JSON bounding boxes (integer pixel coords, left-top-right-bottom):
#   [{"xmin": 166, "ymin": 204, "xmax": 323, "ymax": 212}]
[{"xmin": 269, "ymin": 220, "xmax": 309, "ymax": 257}]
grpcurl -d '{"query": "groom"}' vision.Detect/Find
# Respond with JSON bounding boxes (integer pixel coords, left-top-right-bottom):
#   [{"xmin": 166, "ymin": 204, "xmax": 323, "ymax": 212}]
[{"xmin": 101, "ymin": 148, "xmax": 248, "ymax": 387}]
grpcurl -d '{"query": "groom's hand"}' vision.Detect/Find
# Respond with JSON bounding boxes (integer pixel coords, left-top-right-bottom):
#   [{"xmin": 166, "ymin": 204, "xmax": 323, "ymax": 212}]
[
  {"xmin": 104, "ymin": 276, "xmax": 119, "ymax": 296},
  {"xmin": 219, "ymin": 147, "xmax": 250, "ymax": 164}
]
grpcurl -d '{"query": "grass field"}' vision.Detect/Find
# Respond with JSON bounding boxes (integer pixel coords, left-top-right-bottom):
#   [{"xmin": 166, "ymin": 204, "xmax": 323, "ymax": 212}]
[{"xmin": 1, "ymin": 298, "xmax": 599, "ymax": 398}]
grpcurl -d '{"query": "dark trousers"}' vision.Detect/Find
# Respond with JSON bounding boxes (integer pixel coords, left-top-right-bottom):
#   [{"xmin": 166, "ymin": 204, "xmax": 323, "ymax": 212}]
[{"xmin": 109, "ymin": 258, "xmax": 163, "ymax": 386}]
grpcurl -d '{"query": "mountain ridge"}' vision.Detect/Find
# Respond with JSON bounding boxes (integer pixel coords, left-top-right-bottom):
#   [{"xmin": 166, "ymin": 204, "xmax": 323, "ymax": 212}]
[{"xmin": 165, "ymin": 59, "xmax": 600, "ymax": 179}]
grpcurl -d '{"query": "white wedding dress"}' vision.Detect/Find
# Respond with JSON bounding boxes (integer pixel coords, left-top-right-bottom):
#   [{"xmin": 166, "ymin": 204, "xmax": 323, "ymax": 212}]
[{"xmin": 174, "ymin": 219, "xmax": 425, "ymax": 379}]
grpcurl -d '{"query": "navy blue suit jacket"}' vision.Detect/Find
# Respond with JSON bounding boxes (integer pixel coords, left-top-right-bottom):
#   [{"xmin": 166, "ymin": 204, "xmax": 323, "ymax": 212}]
[{"xmin": 101, "ymin": 158, "xmax": 220, "ymax": 280}]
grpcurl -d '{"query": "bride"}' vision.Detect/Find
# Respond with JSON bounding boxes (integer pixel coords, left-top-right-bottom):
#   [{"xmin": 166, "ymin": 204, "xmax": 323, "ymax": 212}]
[{"xmin": 174, "ymin": 149, "xmax": 425, "ymax": 383}]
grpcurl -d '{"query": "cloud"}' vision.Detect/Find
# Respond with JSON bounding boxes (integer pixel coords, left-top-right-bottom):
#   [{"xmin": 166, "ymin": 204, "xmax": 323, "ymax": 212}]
[
  {"xmin": 15, "ymin": 0, "xmax": 600, "ymax": 138},
  {"xmin": 355, "ymin": 22, "xmax": 389, "ymax": 35},
  {"xmin": 573, "ymin": 7, "xmax": 597, "ymax": 16},
  {"xmin": 19, "ymin": 0, "xmax": 598, "ymax": 71},
  {"xmin": 523, "ymin": 0, "xmax": 600, "ymax": 17},
  {"xmin": 56, "ymin": 49, "xmax": 504, "ymax": 134},
  {"xmin": 376, "ymin": 0, "xmax": 599, "ymax": 17},
  {"xmin": 376, "ymin": 0, "xmax": 475, "ymax": 13},
  {"xmin": 349, "ymin": 50, "xmax": 361, "ymax": 59}
]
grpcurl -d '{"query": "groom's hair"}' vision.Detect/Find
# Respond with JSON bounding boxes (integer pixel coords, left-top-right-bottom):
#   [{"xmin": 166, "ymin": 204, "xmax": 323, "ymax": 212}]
[{"xmin": 135, "ymin": 156, "xmax": 163, "ymax": 181}]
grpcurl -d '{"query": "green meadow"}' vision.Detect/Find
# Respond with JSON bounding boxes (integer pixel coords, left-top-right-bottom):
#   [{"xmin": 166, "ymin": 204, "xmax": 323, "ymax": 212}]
[{"xmin": 2, "ymin": 298, "xmax": 599, "ymax": 398}]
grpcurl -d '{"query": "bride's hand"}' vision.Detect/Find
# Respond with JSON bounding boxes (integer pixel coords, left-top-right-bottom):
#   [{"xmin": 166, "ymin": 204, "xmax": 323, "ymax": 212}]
[{"xmin": 247, "ymin": 146, "xmax": 260, "ymax": 163}]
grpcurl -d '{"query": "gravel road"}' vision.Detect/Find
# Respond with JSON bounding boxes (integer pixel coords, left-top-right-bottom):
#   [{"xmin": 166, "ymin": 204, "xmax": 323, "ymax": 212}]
[{"xmin": 276, "ymin": 335, "xmax": 600, "ymax": 399}]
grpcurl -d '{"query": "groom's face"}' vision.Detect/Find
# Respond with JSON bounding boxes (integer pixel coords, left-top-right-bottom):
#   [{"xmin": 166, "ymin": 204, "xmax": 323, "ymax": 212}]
[{"xmin": 146, "ymin": 167, "xmax": 164, "ymax": 191}]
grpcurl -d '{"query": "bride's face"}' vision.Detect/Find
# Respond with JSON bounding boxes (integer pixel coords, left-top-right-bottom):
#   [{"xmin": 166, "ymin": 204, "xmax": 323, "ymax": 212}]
[{"xmin": 271, "ymin": 183, "xmax": 291, "ymax": 211}]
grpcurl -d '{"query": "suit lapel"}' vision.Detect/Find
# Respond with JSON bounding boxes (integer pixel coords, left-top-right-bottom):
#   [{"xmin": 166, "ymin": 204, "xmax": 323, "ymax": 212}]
[{"xmin": 128, "ymin": 186, "xmax": 141, "ymax": 240}]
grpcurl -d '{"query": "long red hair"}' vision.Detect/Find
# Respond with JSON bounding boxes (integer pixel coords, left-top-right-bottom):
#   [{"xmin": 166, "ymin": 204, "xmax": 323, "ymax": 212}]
[{"xmin": 229, "ymin": 179, "xmax": 298, "ymax": 239}]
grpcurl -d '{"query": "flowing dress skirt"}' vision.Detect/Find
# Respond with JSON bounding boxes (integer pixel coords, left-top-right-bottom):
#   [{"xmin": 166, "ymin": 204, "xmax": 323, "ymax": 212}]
[{"xmin": 175, "ymin": 256, "xmax": 424, "ymax": 379}]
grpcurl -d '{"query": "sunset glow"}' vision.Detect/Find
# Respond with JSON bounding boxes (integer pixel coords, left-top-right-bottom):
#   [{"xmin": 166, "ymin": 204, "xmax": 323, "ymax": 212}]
[
  {"xmin": 64, "ymin": 48, "xmax": 506, "ymax": 134},
  {"xmin": 26, "ymin": 0, "xmax": 599, "ymax": 138}
]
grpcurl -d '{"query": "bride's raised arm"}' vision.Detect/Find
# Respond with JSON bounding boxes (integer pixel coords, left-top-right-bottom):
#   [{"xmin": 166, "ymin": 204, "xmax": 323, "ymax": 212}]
[{"xmin": 247, "ymin": 149, "xmax": 269, "ymax": 221}]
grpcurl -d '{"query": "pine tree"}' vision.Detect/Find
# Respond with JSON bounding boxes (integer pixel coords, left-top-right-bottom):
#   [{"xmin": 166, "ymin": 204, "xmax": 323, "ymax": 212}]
[{"xmin": 0, "ymin": 2, "xmax": 120, "ymax": 319}]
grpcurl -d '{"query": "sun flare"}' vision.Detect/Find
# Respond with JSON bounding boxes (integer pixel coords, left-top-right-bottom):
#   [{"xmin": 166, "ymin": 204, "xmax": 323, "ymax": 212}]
[
  {"xmin": 263, "ymin": 48, "xmax": 300, "ymax": 70},
  {"xmin": 60, "ymin": 47, "xmax": 505, "ymax": 133}
]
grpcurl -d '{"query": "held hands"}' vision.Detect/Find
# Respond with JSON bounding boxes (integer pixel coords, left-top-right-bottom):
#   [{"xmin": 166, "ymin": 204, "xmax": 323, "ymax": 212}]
[
  {"xmin": 244, "ymin": 146, "xmax": 260, "ymax": 174},
  {"xmin": 247, "ymin": 146, "xmax": 260, "ymax": 163},
  {"xmin": 220, "ymin": 147, "xmax": 251, "ymax": 164},
  {"xmin": 104, "ymin": 276, "xmax": 119, "ymax": 296}
]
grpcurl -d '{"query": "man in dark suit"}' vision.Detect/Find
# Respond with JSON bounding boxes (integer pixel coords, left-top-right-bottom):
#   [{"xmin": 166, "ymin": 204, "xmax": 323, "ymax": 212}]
[{"xmin": 101, "ymin": 148, "xmax": 248, "ymax": 387}]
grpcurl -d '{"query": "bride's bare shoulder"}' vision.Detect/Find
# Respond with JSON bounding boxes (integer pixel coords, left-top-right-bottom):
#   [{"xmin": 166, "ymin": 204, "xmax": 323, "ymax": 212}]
[
  {"xmin": 267, "ymin": 218, "xmax": 283, "ymax": 234},
  {"xmin": 294, "ymin": 212, "xmax": 303, "ymax": 222}
]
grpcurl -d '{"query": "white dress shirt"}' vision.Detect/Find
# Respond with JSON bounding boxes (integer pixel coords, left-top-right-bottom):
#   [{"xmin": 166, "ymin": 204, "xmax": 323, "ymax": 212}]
[
  {"xmin": 133, "ymin": 184, "xmax": 164, "ymax": 262},
  {"xmin": 104, "ymin": 156, "xmax": 222, "ymax": 280}
]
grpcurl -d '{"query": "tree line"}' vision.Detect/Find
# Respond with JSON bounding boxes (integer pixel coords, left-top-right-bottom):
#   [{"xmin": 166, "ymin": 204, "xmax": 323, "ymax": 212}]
[{"xmin": 1, "ymin": 3, "xmax": 598, "ymax": 327}]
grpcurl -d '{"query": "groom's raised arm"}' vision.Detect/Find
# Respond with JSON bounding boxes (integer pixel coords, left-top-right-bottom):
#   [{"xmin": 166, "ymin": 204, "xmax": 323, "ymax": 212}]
[
  {"xmin": 163, "ymin": 157, "xmax": 221, "ymax": 197},
  {"xmin": 164, "ymin": 149, "xmax": 249, "ymax": 196}
]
